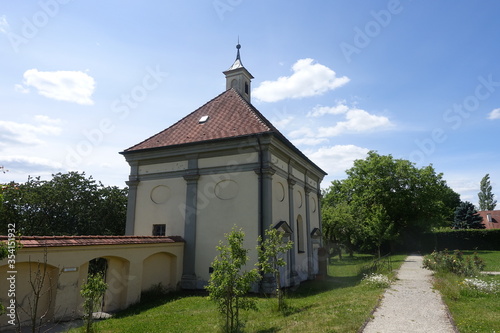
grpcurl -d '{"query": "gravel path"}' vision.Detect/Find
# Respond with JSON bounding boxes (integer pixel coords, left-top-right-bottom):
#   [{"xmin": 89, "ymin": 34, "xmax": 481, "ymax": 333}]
[{"xmin": 362, "ymin": 255, "xmax": 457, "ymax": 333}]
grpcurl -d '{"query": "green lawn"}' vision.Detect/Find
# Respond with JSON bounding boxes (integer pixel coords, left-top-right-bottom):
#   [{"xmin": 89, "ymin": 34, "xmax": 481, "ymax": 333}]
[
  {"xmin": 431, "ymin": 250, "xmax": 500, "ymax": 333},
  {"xmin": 73, "ymin": 254, "xmax": 406, "ymax": 333}
]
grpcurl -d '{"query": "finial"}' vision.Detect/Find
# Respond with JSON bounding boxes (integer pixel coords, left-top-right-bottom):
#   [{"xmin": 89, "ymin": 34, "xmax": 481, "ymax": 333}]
[{"xmin": 235, "ymin": 38, "xmax": 241, "ymax": 61}]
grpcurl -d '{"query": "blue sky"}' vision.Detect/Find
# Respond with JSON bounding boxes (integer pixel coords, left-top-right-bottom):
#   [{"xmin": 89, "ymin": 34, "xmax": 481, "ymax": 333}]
[{"xmin": 1, "ymin": 1, "xmax": 499, "ymax": 207}]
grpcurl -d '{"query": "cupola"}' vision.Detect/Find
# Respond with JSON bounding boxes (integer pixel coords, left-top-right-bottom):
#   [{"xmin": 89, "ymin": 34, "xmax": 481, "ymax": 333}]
[{"xmin": 223, "ymin": 42, "xmax": 254, "ymax": 103}]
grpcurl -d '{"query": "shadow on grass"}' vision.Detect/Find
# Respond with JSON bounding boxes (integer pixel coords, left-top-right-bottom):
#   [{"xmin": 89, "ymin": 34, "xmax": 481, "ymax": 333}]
[
  {"xmin": 112, "ymin": 289, "xmax": 208, "ymax": 319},
  {"xmin": 256, "ymin": 327, "xmax": 280, "ymax": 333}
]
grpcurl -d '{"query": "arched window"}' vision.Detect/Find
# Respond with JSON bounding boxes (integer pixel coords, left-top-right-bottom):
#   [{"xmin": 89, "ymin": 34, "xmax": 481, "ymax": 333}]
[{"xmin": 297, "ymin": 215, "xmax": 304, "ymax": 253}]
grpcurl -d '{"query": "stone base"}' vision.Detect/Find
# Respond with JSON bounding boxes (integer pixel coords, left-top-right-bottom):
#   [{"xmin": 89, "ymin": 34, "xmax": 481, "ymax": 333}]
[{"xmin": 180, "ymin": 274, "xmax": 197, "ymax": 290}]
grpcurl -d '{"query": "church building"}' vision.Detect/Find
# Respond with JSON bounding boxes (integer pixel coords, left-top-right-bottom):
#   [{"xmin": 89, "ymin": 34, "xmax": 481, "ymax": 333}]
[{"xmin": 121, "ymin": 44, "xmax": 327, "ymax": 289}]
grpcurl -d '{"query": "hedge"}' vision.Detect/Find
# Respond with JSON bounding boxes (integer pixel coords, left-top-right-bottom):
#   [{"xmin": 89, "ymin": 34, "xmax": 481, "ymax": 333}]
[{"xmin": 419, "ymin": 229, "xmax": 500, "ymax": 252}]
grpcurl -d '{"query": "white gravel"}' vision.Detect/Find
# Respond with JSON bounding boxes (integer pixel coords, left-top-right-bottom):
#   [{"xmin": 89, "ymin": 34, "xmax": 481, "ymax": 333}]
[{"xmin": 362, "ymin": 255, "xmax": 457, "ymax": 333}]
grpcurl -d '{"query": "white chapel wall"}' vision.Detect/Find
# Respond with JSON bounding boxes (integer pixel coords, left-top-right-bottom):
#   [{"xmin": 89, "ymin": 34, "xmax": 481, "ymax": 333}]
[
  {"xmin": 134, "ymin": 177, "xmax": 187, "ymax": 237},
  {"xmin": 195, "ymin": 170, "xmax": 259, "ymax": 284}
]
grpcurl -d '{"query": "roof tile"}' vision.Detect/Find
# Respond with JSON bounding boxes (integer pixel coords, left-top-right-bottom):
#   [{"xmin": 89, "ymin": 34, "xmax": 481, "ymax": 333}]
[
  {"xmin": 0, "ymin": 235, "xmax": 184, "ymax": 248},
  {"xmin": 124, "ymin": 88, "xmax": 278, "ymax": 152}
]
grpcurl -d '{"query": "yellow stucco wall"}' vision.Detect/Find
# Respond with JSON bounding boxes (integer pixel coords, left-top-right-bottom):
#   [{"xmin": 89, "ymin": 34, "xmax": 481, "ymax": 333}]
[{"xmin": 0, "ymin": 242, "xmax": 183, "ymax": 329}]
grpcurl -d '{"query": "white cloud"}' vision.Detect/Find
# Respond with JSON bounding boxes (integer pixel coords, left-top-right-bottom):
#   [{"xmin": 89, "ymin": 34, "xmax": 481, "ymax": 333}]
[
  {"xmin": 14, "ymin": 84, "xmax": 30, "ymax": 94},
  {"xmin": 271, "ymin": 115, "xmax": 295, "ymax": 130},
  {"xmin": 308, "ymin": 102, "xmax": 349, "ymax": 117},
  {"xmin": 19, "ymin": 69, "xmax": 95, "ymax": 105},
  {"xmin": 0, "ymin": 15, "xmax": 8, "ymax": 34},
  {"xmin": 0, "ymin": 155, "xmax": 63, "ymax": 171},
  {"xmin": 34, "ymin": 114, "xmax": 62, "ymax": 125},
  {"xmin": 307, "ymin": 145, "xmax": 369, "ymax": 176},
  {"xmin": 0, "ymin": 116, "xmax": 62, "ymax": 146},
  {"xmin": 488, "ymin": 108, "xmax": 500, "ymax": 120},
  {"xmin": 318, "ymin": 108, "xmax": 392, "ymax": 137},
  {"xmin": 291, "ymin": 137, "xmax": 328, "ymax": 146},
  {"xmin": 253, "ymin": 58, "xmax": 349, "ymax": 102}
]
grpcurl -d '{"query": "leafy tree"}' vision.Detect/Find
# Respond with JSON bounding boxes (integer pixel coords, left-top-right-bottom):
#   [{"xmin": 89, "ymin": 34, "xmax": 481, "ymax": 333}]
[
  {"xmin": 257, "ymin": 227, "xmax": 293, "ymax": 311},
  {"xmin": 363, "ymin": 204, "xmax": 397, "ymax": 258},
  {"xmin": 478, "ymin": 174, "xmax": 497, "ymax": 211},
  {"xmin": 81, "ymin": 273, "xmax": 108, "ymax": 333},
  {"xmin": 206, "ymin": 227, "xmax": 260, "ymax": 333},
  {"xmin": 321, "ymin": 199, "xmax": 359, "ymax": 259},
  {"xmin": 0, "ymin": 172, "xmax": 127, "ymax": 236},
  {"xmin": 452, "ymin": 201, "xmax": 485, "ymax": 229},
  {"xmin": 322, "ymin": 151, "xmax": 460, "ymax": 253}
]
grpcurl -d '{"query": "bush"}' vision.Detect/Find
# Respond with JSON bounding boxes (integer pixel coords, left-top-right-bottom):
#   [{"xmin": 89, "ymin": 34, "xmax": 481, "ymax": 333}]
[{"xmin": 423, "ymin": 250, "xmax": 485, "ymax": 276}]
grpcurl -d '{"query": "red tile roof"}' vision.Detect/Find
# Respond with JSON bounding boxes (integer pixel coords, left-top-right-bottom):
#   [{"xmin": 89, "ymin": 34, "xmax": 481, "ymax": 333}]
[
  {"xmin": 122, "ymin": 88, "xmax": 326, "ymax": 175},
  {"xmin": 0, "ymin": 235, "xmax": 184, "ymax": 248},
  {"xmin": 124, "ymin": 88, "xmax": 277, "ymax": 152},
  {"xmin": 477, "ymin": 210, "xmax": 500, "ymax": 229}
]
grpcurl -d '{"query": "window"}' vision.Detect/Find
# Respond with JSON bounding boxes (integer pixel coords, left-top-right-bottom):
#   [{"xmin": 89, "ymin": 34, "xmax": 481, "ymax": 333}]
[
  {"xmin": 487, "ymin": 213, "xmax": 492, "ymax": 223},
  {"xmin": 244, "ymin": 81, "xmax": 249, "ymax": 94},
  {"xmin": 152, "ymin": 224, "xmax": 166, "ymax": 236},
  {"xmin": 297, "ymin": 215, "xmax": 304, "ymax": 253}
]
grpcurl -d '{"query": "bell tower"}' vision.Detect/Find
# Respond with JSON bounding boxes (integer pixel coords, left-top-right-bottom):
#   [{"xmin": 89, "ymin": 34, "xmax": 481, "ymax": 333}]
[{"xmin": 223, "ymin": 42, "xmax": 254, "ymax": 103}]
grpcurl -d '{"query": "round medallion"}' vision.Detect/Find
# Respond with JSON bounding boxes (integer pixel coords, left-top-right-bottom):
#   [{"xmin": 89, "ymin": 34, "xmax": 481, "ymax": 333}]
[
  {"xmin": 275, "ymin": 182, "xmax": 285, "ymax": 202},
  {"xmin": 150, "ymin": 185, "xmax": 171, "ymax": 204},
  {"xmin": 215, "ymin": 180, "xmax": 239, "ymax": 200},
  {"xmin": 296, "ymin": 190, "xmax": 303, "ymax": 208}
]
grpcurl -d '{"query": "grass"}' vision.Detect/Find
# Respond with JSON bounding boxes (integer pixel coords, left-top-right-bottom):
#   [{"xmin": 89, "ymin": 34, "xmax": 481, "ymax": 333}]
[
  {"xmin": 430, "ymin": 250, "xmax": 500, "ymax": 333},
  {"xmin": 71, "ymin": 253, "xmax": 406, "ymax": 333}
]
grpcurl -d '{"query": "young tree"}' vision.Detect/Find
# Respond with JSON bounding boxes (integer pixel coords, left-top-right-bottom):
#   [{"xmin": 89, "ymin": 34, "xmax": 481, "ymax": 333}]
[
  {"xmin": 363, "ymin": 205, "xmax": 397, "ymax": 258},
  {"xmin": 16, "ymin": 249, "xmax": 59, "ymax": 333},
  {"xmin": 478, "ymin": 174, "xmax": 497, "ymax": 211},
  {"xmin": 80, "ymin": 273, "xmax": 108, "ymax": 333},
  {"xmin": 257, "ymin": 227, "xmax": 293, "ymax": 311},
  {"xmin": 206, "ymin": 227, "xmax": 260, "ymax": 333},
  {"xmin": 452, "ymin": 201, "xmax": 485, "ymax": 229}
]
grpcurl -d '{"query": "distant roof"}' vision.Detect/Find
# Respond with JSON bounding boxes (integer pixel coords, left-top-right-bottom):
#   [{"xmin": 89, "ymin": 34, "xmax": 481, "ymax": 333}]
[
  {"xmin": 477, "ymin": 210, "xmax": 500, "ymax": 229},
  {"xmin": 0, "ymin": 235, "xmax": 184, "ymax": 248}
]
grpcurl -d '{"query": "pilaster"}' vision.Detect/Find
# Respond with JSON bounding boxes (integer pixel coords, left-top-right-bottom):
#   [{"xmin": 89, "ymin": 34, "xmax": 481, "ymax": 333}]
[{"xmin": 181, "ymin": 157, "xmax": 200, "ymax": 289}]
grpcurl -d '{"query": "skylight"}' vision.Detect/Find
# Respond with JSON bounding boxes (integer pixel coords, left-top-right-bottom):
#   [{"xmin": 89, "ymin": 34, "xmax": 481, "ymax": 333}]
[{"xmin": 199, "ymin": 115, "xmax": 209, "ymax": 123}]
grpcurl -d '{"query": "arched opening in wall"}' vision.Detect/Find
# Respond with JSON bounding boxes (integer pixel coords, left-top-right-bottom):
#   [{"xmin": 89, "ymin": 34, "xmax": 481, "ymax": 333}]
[
  {"xmin": 86, "ymin": 256, "xmax": 129, "ymax": 313},
  {"xmin": 141, "ymin": 252, "xmax": 177, "ymax": 293},
  {"xmin": 0, "ymin": 261, "xmax": 59, "ymax": 326},
  {"xmin": 86, "ymin": 257, "xmax": 108, "ymax": 314},
  {"xmin": 231, "ymin": 79, "xmax": 237, "ymax": 88},
  {"xmin": 297, "ymin": 215, "xmax": 305, "ymax": 253}
]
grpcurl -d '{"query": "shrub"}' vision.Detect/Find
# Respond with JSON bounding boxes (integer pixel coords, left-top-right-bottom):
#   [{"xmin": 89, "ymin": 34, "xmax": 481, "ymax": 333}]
[{"xmin": 422, "ymin": 250, "xmax": 485, "ymax": 276}]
